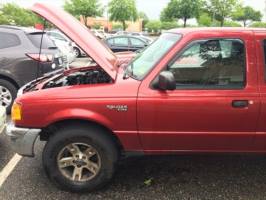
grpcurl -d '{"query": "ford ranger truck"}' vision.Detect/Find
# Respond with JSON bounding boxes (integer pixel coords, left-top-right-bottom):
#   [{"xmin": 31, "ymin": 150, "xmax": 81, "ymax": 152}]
[{"xmin": 6, "ymin": 3, "xmax": 266, "ymax": 193}]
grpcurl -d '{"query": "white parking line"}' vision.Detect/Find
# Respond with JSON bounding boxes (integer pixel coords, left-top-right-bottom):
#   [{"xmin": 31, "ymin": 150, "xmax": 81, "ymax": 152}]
[{"xmin": 0, "ymin": 154, "xmax": 22, "ymax": 187}]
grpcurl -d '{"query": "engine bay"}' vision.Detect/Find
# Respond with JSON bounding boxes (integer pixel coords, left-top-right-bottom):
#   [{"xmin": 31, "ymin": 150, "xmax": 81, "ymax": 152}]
[{"xmin": 44, "ymin": 67, "xmax": 112, "ymax": 89}]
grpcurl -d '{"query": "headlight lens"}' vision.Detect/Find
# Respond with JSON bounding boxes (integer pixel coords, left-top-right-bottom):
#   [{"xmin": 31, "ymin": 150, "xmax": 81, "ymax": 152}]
[{"xmin": 11, "ymin": 102, "xmax": 22, "ymax": 121}]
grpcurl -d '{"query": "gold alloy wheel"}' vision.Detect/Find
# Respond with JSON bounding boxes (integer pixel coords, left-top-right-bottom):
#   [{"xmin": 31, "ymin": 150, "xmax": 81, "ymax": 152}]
[{"xmin": 57, "ymin": 143, "xmax": 101, "ymax": 182}]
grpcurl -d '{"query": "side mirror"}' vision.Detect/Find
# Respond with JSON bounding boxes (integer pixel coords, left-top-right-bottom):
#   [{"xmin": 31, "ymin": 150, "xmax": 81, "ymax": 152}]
[{"xmin": 154, "ymin": 71, "xmax": 176, "ymax": 91}]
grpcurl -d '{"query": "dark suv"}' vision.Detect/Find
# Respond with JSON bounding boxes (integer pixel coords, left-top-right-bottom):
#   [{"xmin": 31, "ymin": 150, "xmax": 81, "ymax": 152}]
[{"xmin": 0, "ymin": 25, "xmax": 65, "ymax": 112}]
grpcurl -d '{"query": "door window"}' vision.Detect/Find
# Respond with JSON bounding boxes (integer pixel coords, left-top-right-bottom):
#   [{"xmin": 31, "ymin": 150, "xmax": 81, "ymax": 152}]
[
  {"xmin": 130, "ymin": 37, "xmax": 145, "ymax": 47},
  {"xmin": 114, "ymin": 37, "xmax": 129, "ymax": 46},
  {"xmin": 168, "ymin": 39, "xmax": 246, "ymax": 89},
  {"xmin": 0, "ymin": 32, "xmax": 21, "ymax": 49}
]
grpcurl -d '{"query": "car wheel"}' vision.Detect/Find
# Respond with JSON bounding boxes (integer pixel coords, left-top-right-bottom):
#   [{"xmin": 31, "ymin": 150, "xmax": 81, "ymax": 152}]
[
  {"xmin": 73, "ymin": 47, "xmax": 81, "ymax": 58},
  {"xmin": 42, "ymin": 124, "xmax": 119, "ymax": 193},
  {"xmin": 0, "ymin": 79, "xmax": 17, "ymax": 114}
]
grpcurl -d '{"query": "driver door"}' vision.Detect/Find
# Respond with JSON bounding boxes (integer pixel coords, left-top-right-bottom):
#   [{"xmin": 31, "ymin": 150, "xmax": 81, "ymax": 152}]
[{"xmin": 137, "ymin": 38, "xmax": 260, "ymax": 153}]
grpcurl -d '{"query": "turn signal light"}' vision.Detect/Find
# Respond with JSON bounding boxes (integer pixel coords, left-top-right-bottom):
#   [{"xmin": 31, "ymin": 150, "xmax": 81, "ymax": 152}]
[{"xmin": 11, "ymin": 102, "xmax": 22, "ymax": 121}]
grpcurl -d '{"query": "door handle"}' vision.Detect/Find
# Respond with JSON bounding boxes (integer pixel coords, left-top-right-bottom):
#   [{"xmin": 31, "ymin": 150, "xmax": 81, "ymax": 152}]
[{"xmin": 232, "ymin": 100, "xmax": 249, "ymax": 108}]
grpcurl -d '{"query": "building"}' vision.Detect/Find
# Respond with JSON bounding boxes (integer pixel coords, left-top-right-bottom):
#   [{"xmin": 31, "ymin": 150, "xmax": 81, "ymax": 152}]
[{"xmin": 80, "ymin": 16, "xmax": 143, "ymax": 32}]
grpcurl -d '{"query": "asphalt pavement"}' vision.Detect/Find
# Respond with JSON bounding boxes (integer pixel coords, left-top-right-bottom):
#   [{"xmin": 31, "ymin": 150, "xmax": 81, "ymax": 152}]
[
  {"xmin": 1, "ymin": 58, "xmax": 266, "ymax": 199},
  {"xmin": 2, "ymin": 123, "xmax": 266, "ymax": 200}
]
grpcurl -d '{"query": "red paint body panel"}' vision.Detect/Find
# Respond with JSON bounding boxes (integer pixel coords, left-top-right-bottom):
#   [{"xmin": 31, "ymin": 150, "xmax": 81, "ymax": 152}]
[{"xmin": 14, "ymin": 5, "xmax": 266, "ymax": 154}]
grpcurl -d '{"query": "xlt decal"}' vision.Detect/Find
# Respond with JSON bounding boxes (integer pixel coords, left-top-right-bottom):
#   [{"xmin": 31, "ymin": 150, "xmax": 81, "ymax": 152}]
[{"xmin": 106, "ymin": 105, "xmax": 128, "ymax": 112}]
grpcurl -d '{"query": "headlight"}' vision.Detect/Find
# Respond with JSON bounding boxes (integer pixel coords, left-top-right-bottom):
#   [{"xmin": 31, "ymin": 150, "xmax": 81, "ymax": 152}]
[{"xmin": 11, "ymin": 102, "xmax": 22, "ymax": 121}]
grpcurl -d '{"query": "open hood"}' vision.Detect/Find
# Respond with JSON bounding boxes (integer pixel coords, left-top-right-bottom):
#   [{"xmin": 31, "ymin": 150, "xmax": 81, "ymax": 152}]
[{"xmin": 31, "ymin": 3, "xmax": 117, "ymax": 80}]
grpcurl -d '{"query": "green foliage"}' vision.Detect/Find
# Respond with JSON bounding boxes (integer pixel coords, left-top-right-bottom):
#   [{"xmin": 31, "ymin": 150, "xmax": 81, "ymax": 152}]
[
  {"xmin": 161, "ymin": 0, "xmax": 203, "ymax": 27},
  {"xmin": 138, "ymin": 11, "xmax": 149, "ymax": 29},
  {"xmin": 64, "ymin": 0, "xmax": 103, "ymax": 27},
  {"xmin": 64, "ymin": 0, "xmax": 103, "ymax": 17},
  {"xmin": 0, "ymin": 11, "xmax": 10, "ymax": 25},
  {"xmin": 145, "ymin": 20, "xmax": 161, "ymax": 33},
  {"xmin": 161, "ymin": 21, "xmax": 179, "ymax": 30},
  {"xmin": 0, "ymin": 3, "xmax": 42, "ymax": 26},
  {"xmin": 108, "ymin": 0, "xmax": 137, "ymax": 30},
  {"xmin": 197, "ymin": 12, "xmax": 212, "ymax": 27},
  {"xmin": 207, "ymin": 0, "xmax": 238, "ymax": 27},
  {"xmin": 249, "ymin": 22, "xmax": 266, "ymax": 28},
  {"xmin": 144, "ymin": 178, "xmax": 153, "ymax": 186},
  {"xmin": 232, "ymin": 6, "xmax": 262, "ymax": 27},
  {"xmin": 92, "ymin": 22, "xmax": 102, "ymax": 29},
  {"xmin": 112, "ymin": 23, "xmax": 123, "ymax": 30},
  {"xmin": 224, "ymin": 21, "xmax": 241, "ymax": 27}
]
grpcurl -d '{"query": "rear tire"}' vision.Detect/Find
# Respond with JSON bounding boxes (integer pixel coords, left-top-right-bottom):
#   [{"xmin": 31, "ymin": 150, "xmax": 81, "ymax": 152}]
[
  {"xmin": 0, "ymin": 79, "xmax": 17, "ymax": 114},
  {"xmin": 42, "ymin": 124, "xmax": 119, "ymax": 193}
]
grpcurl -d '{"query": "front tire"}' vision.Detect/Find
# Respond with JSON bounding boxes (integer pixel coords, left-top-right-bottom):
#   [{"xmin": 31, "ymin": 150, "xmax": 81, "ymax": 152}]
[{"xmin": 42, "ymin": 124, "xmax": 119, "ymax": 193}]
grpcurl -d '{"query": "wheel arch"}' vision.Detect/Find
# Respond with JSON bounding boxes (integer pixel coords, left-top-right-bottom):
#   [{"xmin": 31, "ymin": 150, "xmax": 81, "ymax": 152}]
[
  {"xmin": 40, "ymin": 118, "xmax": 124, "ymax": 153},
  {"xmin": 0, "ymin": 73, "xmax": 20, "ymax": 89}
]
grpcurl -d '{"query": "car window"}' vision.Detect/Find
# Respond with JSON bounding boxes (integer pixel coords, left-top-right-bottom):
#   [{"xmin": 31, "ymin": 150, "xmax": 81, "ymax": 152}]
[
  {"xmin": 49, "ymin": 32, "xmax": 67, "ymax": 41},
  {"xmin": 168, "ymin": 39, "xmax": 246, "ymax": 89},
  {"xmin": 0, "ymin": 32, "xmax": 21, "ymax": 49},
  {"xmin": 114, "ymin": 37, "xmax": 129, "ymax": 46},
  {"xmin": 27, "ymin": 33, "xmax": 57, "ymax": 49},
  {"xmin": 107, "ymin": 38, "xmax": 114, "ymax": 45},
  {"xmin": 130, "ymin": 38, "xmax": 145, "ymax": 47}
]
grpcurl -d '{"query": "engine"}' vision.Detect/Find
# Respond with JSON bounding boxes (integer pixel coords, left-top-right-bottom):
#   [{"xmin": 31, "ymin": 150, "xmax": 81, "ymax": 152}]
[{"xmin": 44, "ymin": 68, "xmax": 112, "ymax": 89}]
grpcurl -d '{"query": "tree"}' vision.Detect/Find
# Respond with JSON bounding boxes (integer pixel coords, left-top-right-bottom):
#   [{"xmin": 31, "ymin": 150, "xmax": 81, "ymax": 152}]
[
  {"xmin": 198, "ymin": 12, "xmax": 212, "ymax": 27},
  {"xmin": 249, "ymin": 22, "xmax": 266, "ymax": 28},
  {"xmin": 224, "ymin": 20, "xmax": 241, "ymax": 27},
  {"xmin": 64, "ymin": 0, "xmax": 103, "ymax": 27},
  {"xmin": 108, "ymin": 0, "xmax": 137, "ymax": 31},
  {"xmin": 0, "ymin": 3, "xmax": 41, "ymax": 26},
  {"xmin": 138, "ymin": 11, "xmax": 149, "ymax": 30},
  {"xmin": 0, "ymin": 11, "xmax": 10, "ymax": 25},
  {"xmin": 232, "ymin": 6, "xmax": 262, "ymax": 27},
  {"xmin": 208, "ymin": 0, "xmax": 239, "ymax": 27},
  {"xmin": 161, "ymin": 21, "xmax": 179, "ymax": 30},
  {"xmin": 145, "ymin": 20, "xmax": 161, "ymax": 33},
  {"xmin": 160, "ymin": 0, "xmax": 203, "ymax": 27}
]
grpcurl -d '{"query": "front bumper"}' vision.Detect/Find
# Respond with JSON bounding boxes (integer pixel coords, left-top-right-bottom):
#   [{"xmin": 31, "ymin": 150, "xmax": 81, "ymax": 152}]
[{"xmin": 6, "ymin": 124, "xmax": 41, "ymax": 157}]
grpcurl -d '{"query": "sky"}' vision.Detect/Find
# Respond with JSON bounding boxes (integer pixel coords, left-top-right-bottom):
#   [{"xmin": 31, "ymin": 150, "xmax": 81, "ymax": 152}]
[{"xmin": 0, "ymin": 0, "xmax": 266, "ymax": 20}]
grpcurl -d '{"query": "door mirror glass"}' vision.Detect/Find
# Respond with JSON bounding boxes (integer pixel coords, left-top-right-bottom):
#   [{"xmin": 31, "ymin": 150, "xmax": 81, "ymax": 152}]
[{"xmin": 156, "ymin": 71, "xmax": 176, "ymax": 90}]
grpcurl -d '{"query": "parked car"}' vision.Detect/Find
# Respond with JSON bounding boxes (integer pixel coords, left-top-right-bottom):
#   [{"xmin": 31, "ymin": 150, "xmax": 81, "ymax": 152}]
[
  {"xmin": 49, "ymin": 37, "xmax": 76, "ymax": 67},
  {"xmin": 0, "ymin": 25, "xmax": 65, "ymax": 112},
  {"xmin": 8, "ymin": 3, "xmax": 266, "ymax": 193},
  {"xmin": 91, "ymin": 29, "xmax": 107, "ymax": 39},
  {"xmin": 47, "ymin": 30, "xmax": 86, "ymax": 58},
  {"xmin": 105, "ymin": 35, "xmax": 149, "ymax": 52}
]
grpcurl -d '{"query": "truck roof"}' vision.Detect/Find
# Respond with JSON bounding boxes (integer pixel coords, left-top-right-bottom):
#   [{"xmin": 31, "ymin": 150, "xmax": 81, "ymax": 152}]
[{"xmin": 168, "ymin": 27, "xmax": 266, "ymax": 35}]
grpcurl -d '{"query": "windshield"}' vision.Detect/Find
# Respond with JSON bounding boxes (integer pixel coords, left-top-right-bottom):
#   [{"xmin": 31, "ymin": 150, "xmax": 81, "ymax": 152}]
[{"xmin": 126, "ymin": 33, "xmax": 181, "ymax": 80}]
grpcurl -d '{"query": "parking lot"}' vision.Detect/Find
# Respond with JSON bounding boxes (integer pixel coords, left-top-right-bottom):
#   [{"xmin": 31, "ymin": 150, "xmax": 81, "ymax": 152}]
[{"xmin": 1, "ymin": 119, "xmax": 266, "ymax": 200}]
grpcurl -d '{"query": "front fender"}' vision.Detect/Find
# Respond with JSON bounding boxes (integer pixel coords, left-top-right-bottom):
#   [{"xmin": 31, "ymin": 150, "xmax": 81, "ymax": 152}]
[{"xmin": 44, "ymin": 108, "xmax": 114, "ymax": 130}]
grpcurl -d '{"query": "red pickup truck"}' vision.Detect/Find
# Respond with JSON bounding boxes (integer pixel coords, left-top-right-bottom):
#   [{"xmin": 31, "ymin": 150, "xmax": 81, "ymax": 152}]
[{"xmin": 6, "ymin": 3, "xmax": 266, "ymax": 193}]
